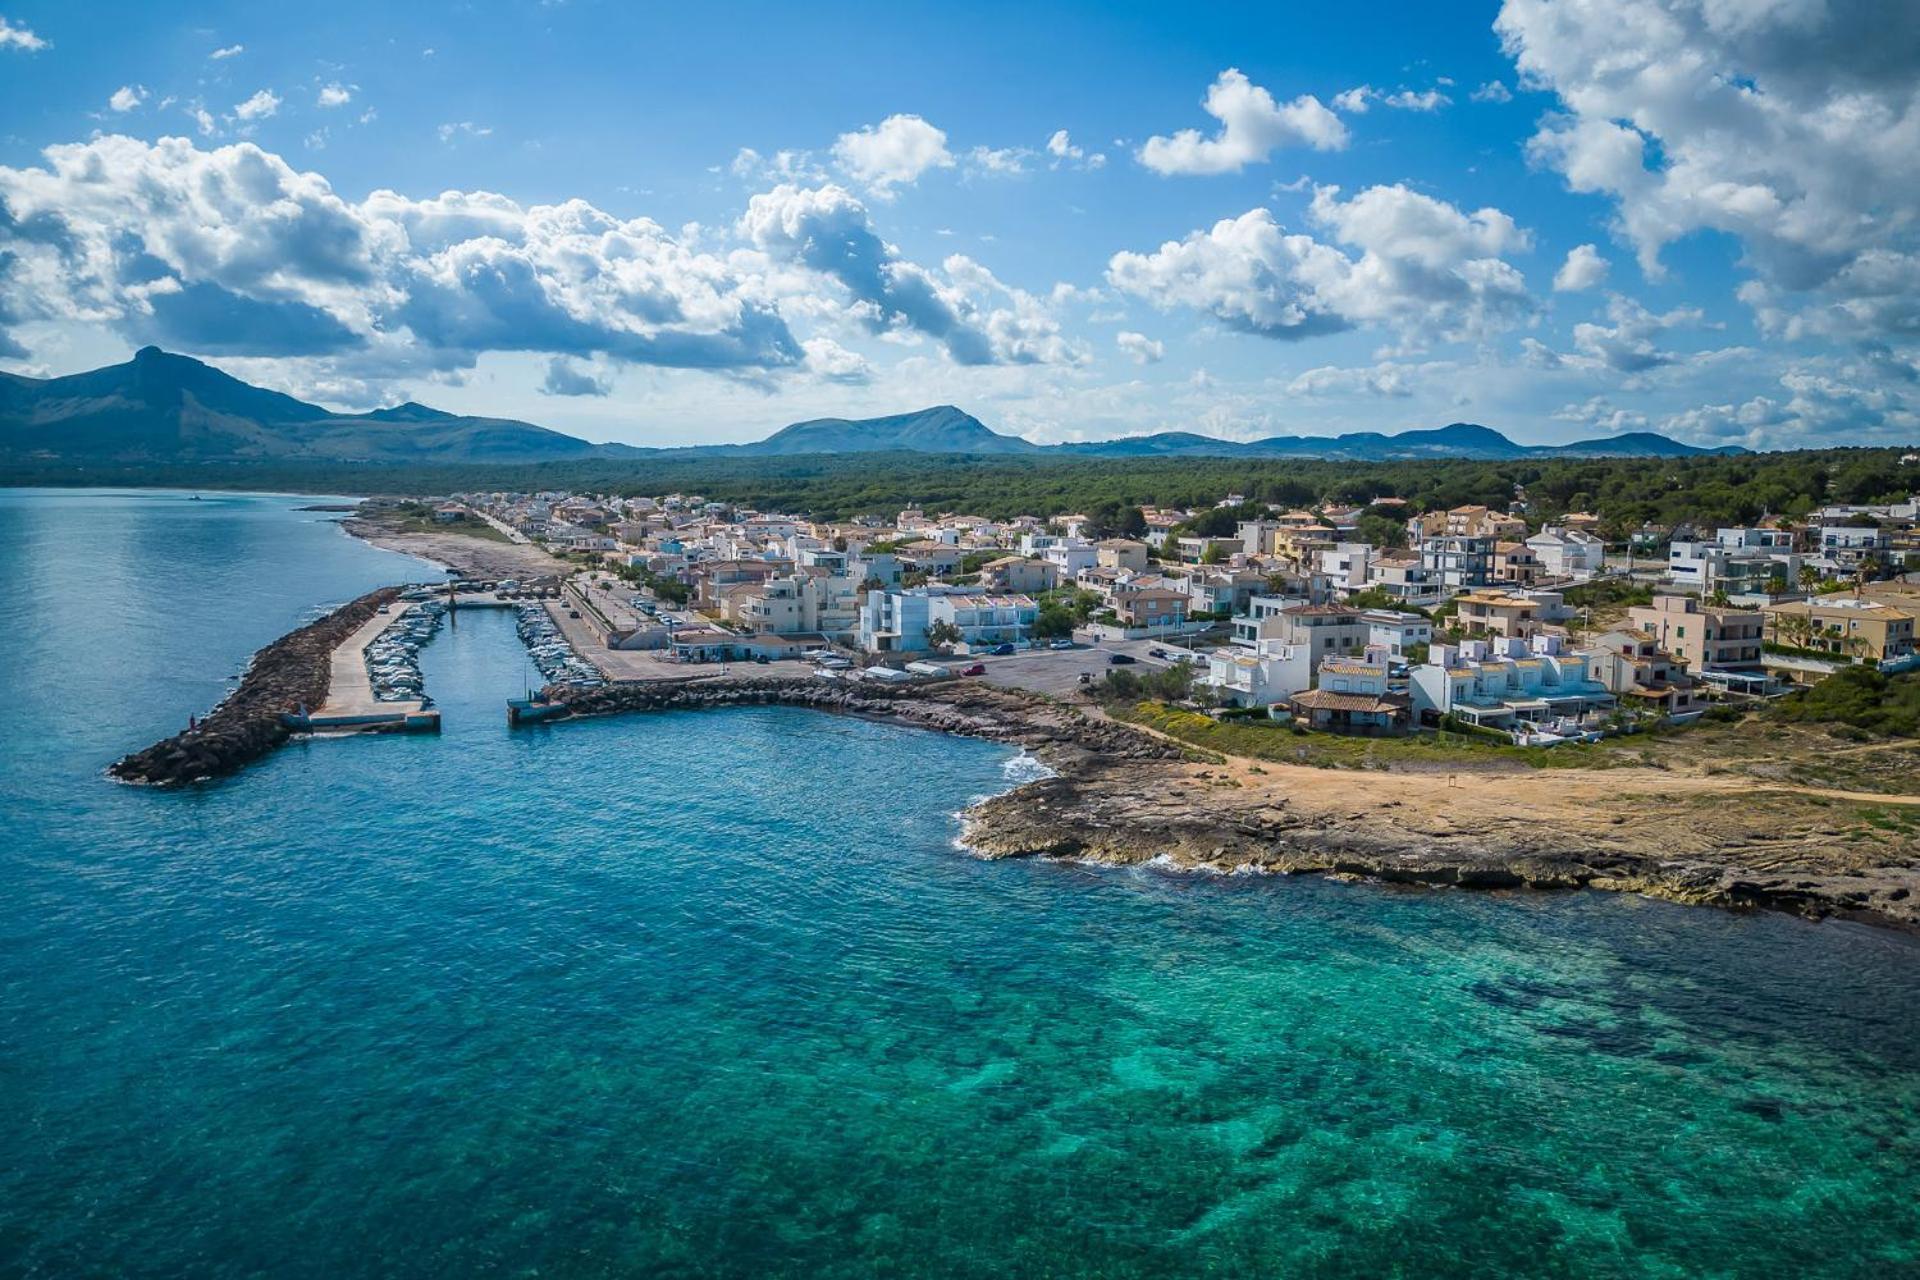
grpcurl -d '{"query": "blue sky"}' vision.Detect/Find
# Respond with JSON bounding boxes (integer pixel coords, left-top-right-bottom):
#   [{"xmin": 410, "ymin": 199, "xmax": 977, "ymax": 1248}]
[{"xmin": 0, "ymin": 0, "xmax": 1914, "ymax": 450}]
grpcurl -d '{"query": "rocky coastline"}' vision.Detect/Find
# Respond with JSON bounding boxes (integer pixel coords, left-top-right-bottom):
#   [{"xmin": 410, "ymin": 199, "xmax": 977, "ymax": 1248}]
[
  {"xmin": 546, "ymin": 675, "xmax": 1920, "ymax": 935},
  {"xmin": 109, "ymin": 587, "xmax": 402, "ymax": 787}
]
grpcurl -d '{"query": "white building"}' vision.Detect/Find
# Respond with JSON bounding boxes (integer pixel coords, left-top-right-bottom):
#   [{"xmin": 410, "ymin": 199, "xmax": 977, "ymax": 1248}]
[
  {"xmin": 1409, "ymin": 634, "xmax": 1616, "ymax": 731},
  {"xmin": 1363, "ymin": 610, "xmax": 1433, "ymax": 657},
  {"xmin": 858, "ymin": 586, "xmax": 1038, "ymax": 653},
  {"xmin": 1204, "ymin": 640, "xmax": 1312, "ymax": 708},
  {"xmin": 1525, "ymin": 526, "xmax": 1606, "ymax": 580},
  {"xmin": 1666, "ymin": 528, "xmax": 1801, "ymax": 598},
  {"xmin": 1317, "ymin": 542, "xmax": 1375, "ymax": 596}
]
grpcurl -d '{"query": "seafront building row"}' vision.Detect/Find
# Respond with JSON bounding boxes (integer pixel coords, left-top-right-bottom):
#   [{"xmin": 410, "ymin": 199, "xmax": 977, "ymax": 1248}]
[{"xmin": 420, "ymin": 484, "xmax": 1920, "ymax": 745}]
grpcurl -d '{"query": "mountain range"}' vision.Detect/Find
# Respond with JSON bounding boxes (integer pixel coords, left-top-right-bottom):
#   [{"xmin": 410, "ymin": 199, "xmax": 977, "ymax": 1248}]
[{"xmin": 0, "ymin": 347, "xmax": 1745, "ymax": 466}]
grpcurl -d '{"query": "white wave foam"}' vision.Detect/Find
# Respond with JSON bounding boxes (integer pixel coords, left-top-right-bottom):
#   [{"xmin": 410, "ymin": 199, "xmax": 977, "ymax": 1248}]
[{"xmin": 1001, "ymin": 751, "xmax": 1056, "ymax": 785}]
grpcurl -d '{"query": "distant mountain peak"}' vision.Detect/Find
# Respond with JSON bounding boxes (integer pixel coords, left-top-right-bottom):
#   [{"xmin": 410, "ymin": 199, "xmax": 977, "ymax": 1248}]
[
  {"xmin": 364, "ymin": 401, "xmax": 458, "ymax": 423},
  {"xmin": 741, "ymin": 405, "xmax": 1039, "ymax": 456},
  {"xmin": 1, "ymin": 348, "xmax": 1753, "ymax": 465}
]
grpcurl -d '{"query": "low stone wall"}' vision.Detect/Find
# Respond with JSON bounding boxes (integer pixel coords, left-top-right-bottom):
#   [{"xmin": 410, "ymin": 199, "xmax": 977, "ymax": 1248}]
[{"xmin": 109, "ymin": 586, "xmax": 403, "ymax": 786}]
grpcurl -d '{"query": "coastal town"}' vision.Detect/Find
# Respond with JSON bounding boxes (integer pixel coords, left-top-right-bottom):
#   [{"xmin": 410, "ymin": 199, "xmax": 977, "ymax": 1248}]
[{"xmin": 356, "ymin": 479, "xmax": 1920, "ymax": 751}]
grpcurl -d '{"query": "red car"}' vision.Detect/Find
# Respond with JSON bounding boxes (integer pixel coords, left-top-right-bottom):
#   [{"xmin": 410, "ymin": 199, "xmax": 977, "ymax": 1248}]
[{"xmin": 960, "ymin": 663, "xmax": 986, "ymax": 676}]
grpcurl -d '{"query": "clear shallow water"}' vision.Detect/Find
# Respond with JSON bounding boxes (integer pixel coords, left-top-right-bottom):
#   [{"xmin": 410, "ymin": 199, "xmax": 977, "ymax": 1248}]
[{"xmin": 1, "ymin": 489, "xmax": 1918, "ymax": 1279}]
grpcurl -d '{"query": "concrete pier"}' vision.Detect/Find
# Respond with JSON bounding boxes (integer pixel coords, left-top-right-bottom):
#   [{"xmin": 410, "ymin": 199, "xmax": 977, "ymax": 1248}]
[{"xmin": 284, "ymin": 602, "xmax": 440, "ymax": 733}]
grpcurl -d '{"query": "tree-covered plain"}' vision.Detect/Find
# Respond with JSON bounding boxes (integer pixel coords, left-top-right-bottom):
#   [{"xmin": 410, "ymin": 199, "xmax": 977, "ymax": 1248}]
[{"xmin": 7, "ymin": 447, "xmax": 1916, "ymax": 528}]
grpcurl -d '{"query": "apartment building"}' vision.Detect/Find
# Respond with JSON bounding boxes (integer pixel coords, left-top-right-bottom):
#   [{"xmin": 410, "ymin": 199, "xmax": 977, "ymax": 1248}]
[{"xmin": 1627, "ymin": 595, "xmax": 1766, "ymax": 673}]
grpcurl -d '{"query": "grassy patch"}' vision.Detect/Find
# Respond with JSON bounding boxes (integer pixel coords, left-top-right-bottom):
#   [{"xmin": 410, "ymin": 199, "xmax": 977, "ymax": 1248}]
[{"xmin": 1110, "ymin": 702, "xmax": 1650, "ymax": 772}]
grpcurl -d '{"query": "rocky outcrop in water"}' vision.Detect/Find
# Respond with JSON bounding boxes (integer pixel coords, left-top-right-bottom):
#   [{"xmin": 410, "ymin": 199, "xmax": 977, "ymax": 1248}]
[
  {"xmin": 109, "ymin": 587, "xmax": 402, "ymax": 786},
  {"xmin": 550, "ymin": 674, "xmax": 1920, "ymax": 934}
]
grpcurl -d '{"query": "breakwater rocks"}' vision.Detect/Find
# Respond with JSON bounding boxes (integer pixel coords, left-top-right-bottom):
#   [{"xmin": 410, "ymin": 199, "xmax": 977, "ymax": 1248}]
[
  {"xmin": 109, "ymin": 587, "xmax": 402, "ymax": 787},
  {"xmin": 548, "ymin": 676, "xmax": 1183, "ymax": 764}
]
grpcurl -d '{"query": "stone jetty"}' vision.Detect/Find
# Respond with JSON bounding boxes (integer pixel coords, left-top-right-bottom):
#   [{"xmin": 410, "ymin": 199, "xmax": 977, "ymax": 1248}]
[{"xmin": 109, "ymin": 587, "xmax": 403, "ymax": 786}]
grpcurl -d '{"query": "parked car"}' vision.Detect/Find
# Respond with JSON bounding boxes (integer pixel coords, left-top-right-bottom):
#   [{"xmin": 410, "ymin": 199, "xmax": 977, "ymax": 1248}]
[
  {"xmin": 1108, "ymin": 653, "xmax": 1137, "ymax": 665},
  {"xmin": 754, "ymin": 655, "xmax": 771, "ymax": 664},
  {"xmin": 960, "ymin": 663, "xmax": 986, "ymax": 676},
  {"xmin": 990, "ymin": 643, "xmax": 1016, "ymax": 655},
  {"xmin": 1048, "ymin": 638, "xmax": 1073, "ymax": 650},
  {"xmin": 1149, "ymin": 647, "xmax": 1168, "ymax": 658}
]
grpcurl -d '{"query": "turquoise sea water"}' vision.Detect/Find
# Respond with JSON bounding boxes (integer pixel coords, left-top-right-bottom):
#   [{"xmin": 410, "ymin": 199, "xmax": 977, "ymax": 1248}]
[{"xmin": 1, "ymin": 489, "xmax": 1917, "ymax": 1278}]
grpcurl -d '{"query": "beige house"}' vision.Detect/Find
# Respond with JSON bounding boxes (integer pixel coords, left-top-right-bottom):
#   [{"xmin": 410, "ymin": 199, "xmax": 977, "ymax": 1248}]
[
  {"xmin": 1628, "ymin": 595, "xmax": 1765, "ymax": 673},
  {"xmin": 1094, "ymin": 539, "xmax": 1150, "ymax": 572},
  {"xmin": 1114, "ymin": 587, "xmax": 1189, "ymax": 630},
  {"xmin": 1454, "ymin": 590, "xmax": 1545, "ymax": 641},
  {"xmin": 1762, "ymin": 597, "xmax": 1917, "ymax": 662},
  {"xmin": 981, "ymin": 556, "xmax": 1059, "ymax": 594},
  {"xmin": 1581, "ymin": 629, "xmax": 1700, "ymax": 716},
  {"xmin": 1491, "ymin": 541, "xmax": 1542, "ymax": 585}
]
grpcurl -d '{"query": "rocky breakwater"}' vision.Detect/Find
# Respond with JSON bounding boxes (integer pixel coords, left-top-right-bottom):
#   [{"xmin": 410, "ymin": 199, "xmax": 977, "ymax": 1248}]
[
  {"xmin": 548, "ymin": 675, "xmax": 1183, "ymax": 767},
  {"xmin": 109, "ymin": 586, "xmax": 403, "ymax": 786}
]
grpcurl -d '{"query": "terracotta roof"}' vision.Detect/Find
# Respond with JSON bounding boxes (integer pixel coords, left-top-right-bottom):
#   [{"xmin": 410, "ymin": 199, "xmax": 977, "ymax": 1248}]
[{"xmin": 1290, "ymin": 689, "xmax": 1407, "ymax": 714}]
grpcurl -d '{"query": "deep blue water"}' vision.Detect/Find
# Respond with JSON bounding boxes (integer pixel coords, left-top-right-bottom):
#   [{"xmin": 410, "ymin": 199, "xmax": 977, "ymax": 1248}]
[{"xmin": 1, "ymin": 489, "xmax": 1917, "ymax": 1278}]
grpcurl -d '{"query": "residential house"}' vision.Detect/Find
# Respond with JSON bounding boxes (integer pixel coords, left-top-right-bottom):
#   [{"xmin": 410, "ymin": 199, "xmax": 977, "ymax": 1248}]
[
  {"xmin": 1419, "ymin": 534, "xmax": 1496, "ymax": 590},
  {"xmin": 1317, "ymin": 542, "xmax": 1375, "ymax": 596},
  {"xmin": 1273, "ymin": 603, "xmax": 1370, "ymax": 669},
  {"xmin": 1526, "ymin": 526, "xmax": 1606, "ymax": 580},
  {"xmin": 1762, "ymin": 597, "xmax": 1917, "ymax": 662},
  {"xmin": 1628, "ymin": 595, "xmax": 1766, "ymax": 674},
  {"xmin": 1409, "ymin": 634, "xmax": 1616, "ymax": 731},
  {"xmin": 1454, "ymin": 590, "xmax": 1546, "ymax": 641},
  {"xmin": 1366, "ymin": 548, "xmax": 1448, "ymax": 608},
  {"xmin": 1094, "ymin": 539, "xmax": 1151, "ymax": 572},
  {"xmin": 1289, "ymin": 647, "xmax": 1408, "ymax": 734},
  {"xmin": 1817, "ymin": 525, "xmax": 1892, "ymax": 569},
  {"xmin": 1581, "ymin": 629, "xmax": 1701, "ymax": 717},
  {"xmin": 1363, "ymin": 610, "xmax": 1432, "ymax": 657},
  {"xmin": 1175, "ymin": 536, "xmax": 1243, "ymax": 564},
  {"xmin": 1204, "ymin": 640, "xmax": 1311, "ymax": 708},
  {"xmin": 858, "ymin": 587, "xmax": 1038, "ymax": 653},
  {"xmin": 1667, "ymin": 528, "xmax": 1801, "ymax": 599},
  {"xmin": 981, "ymin": 556, "xmax": 1059, "ymax": 594},
  {"xmin": 1114, "ymin": 586, "xmax": 1190, "ymax": 632},
  {"xmin": 1408, "ymin": 505, "xmax": 1528, "ymax": 542},
  {"xmin": 1492, "ymin": 541, "xmax": 1542, "ymax": 585}
]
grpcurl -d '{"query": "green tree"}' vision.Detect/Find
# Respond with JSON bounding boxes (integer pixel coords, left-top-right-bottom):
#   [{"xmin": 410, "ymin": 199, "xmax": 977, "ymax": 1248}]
[
  {"xmin": 1032, "ymin": 605, "xmax": 1075, "ymax": 639},
  {"xmin": 925, "ymin": 620, "xmax": 962, "ymax": 651}
]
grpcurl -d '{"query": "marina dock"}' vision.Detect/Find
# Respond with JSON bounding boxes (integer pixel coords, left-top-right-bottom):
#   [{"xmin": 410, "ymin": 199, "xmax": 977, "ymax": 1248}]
[{"xmin": 282, "ymin": 601, "xmax": 440, "ymax": 734}]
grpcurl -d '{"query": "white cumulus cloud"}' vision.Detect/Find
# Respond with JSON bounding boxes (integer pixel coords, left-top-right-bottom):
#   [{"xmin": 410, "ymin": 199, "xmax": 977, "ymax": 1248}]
[
  {"xmin": 1115, "ymin": 331, "xmax": 1164, "ymax": 364},
  {"xmin": 1497, "ymin": 0, "xmax": 1920, "ymax": 346},
  {"xmin": 233, "ymin": 89, "xmax": 280, "ymax": 122},
  {"xmin": 830, "ymin": 114, "xmax": 953, "ymax": 197},
  {"xmin": 108, "ymin": 85, "xmax": 148, "ymax": 113},
  {"xmin": 317, "ymin": 83, "xmax": 353, "ymax": 108},
  {"xmin": 0, "ymin": 134, "xmax": 806, "ymax": 387},
  {"xmin": 1107, "ymin": 182, "xmax": 1534, "ymax": 343},
  {"xmin": 1552, "ymin": 243, "xmax": 1608, "ymax": 292},
  {"xmin": 1138, "ymin": 69, "xmax": 1347, "ymax": 176},
  {"xmin": 0, "ymin": 17, "xmax": 47, "ymax": 50}
]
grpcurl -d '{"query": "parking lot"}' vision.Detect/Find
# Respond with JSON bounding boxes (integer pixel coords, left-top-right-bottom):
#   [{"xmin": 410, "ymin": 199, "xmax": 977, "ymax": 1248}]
[{"xmin": 971, "ymin": 635, "xmax": 1207, "ymax": 698}]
